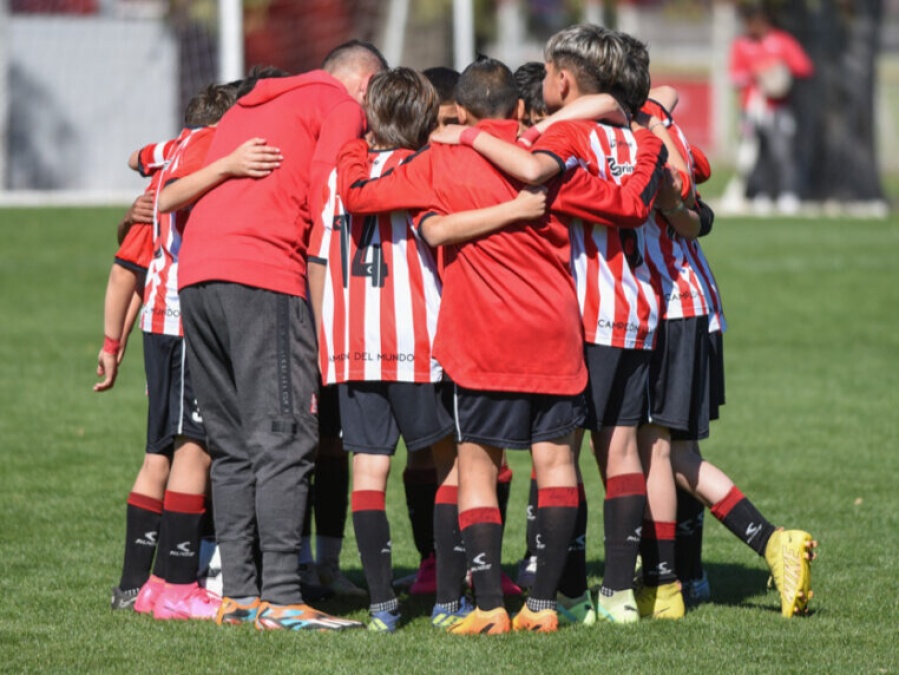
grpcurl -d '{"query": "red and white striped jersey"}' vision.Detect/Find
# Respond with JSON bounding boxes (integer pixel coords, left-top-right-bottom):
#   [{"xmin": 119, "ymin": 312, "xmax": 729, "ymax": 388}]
[
  {"xmin": 640, "ymin": 105, "xmax": 709, "ymax": 321},
  {"xmin": 682, "ymin": 239, "xmax": 727, "ymax": 333},
  {"xmin": 309, "ymin": 149, "xmax": 443, "ymax": 385},
  {"xmin": 536, "ymin": 121, "xmax": 659, "ymax": 350},
  {"xmin": 141, "ymin": 126, "xmax": 214, "ymax": 337},
  {"xmin": 135, "ymin": 134, "xmax": 184, "ymax": 178}
]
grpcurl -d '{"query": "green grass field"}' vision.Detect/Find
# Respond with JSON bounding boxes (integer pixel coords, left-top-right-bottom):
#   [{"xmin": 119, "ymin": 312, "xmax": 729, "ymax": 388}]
[{"xmin": 1, "ymin": 207, "xmax": 897, "ymax": 673}]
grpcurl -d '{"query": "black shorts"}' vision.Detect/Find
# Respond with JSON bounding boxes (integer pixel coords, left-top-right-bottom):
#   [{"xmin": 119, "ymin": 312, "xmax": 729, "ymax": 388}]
[
  {"xmin": 337, "ymin": 381, "xmax": 454, "ymax": 455},
  {"xmin": 583, "ymin": 344, "xmax": 651, "ymax": 431},
  {"xmin": 319, "ymin": 384, "xmax": 341, "ymax": 439},
  {"xmin": 453, "ymin": 384, "xmax": 585, "ymax": 450},
  {"xmin": 707, "ymin": 330, "xmax": 726, "ymax": 422},
  {"xmin": 143, "ymin": 332, "xmax": 205, "ymax": 455},
  {"xmin": 648, "ymin": 316, "xmax": 710, "ymax": 441}
]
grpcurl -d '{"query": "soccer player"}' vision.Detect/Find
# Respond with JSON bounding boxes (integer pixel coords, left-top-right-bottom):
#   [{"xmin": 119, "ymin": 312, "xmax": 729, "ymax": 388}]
[
  {"xmin": 177, "ymin": 41, "xmax": 387, "ymax": 632},
  {"xmin": 338, "ymin": 56, "xmax": 666, "ymax": 633}
]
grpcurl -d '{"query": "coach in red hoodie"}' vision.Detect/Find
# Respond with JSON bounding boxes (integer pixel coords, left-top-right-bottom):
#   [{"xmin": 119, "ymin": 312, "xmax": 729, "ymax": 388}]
[{"xmin": 178, "ymin": 41, "xmax": 386, "ymax": 630}]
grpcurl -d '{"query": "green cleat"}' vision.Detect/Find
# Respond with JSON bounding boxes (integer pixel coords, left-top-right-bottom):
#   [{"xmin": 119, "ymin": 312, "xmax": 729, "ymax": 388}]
[
  {"xmin": 557, "ymin": 590, "xmax": 597, "ymax": 626},
  {"xmin": 596, "ymin": 588, "xmax": 639, "ymax": 624}
]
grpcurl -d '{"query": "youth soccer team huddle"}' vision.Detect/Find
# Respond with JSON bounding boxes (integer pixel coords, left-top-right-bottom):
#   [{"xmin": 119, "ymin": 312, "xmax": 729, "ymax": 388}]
[{"xmin": 98, "ymin": 23, "xmax": 817, "ymax": 635}]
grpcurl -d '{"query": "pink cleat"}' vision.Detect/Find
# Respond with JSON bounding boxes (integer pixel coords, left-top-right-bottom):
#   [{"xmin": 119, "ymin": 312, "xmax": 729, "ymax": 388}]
[
  {"xmin": 153, "ymin": 582, "xmax": 221, "ymax": 620},
  {"xmin": 500, "ymin": 572, "xmax": 522, "ymax": 597},
  {"xmin": 134, "ymin": 575, "xmax": 165, "ymax": 615},
  {"xmin": 409, "ymin": 553, "xmax": 437, "ymax": 595}
]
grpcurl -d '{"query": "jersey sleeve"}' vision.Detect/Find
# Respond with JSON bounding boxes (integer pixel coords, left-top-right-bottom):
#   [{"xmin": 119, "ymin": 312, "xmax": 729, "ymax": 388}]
[
  {"xmin": 136, "ymin": 137, "xmax": 178, "ymax": 177},
  {"xmin": 550, "ymin": 130, "xmax": 667, "ymax": 228},
  {"xmin": 114, "ymin": 222, "xmax": 154, "ymax": 272},
  {"xmin": 532, "ymin": 122, "xmax": 583, "ymax": 174},
  {"xmin": 338, "ymin": 143, "xmax": 437, "ymax": 215}
]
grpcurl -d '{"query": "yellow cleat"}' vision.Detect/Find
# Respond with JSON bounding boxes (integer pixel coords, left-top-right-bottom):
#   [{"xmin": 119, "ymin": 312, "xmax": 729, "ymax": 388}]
[
  {"xmin": 446, "ymin": 606, "xmax": 511, "ymax": 635},
  {"xmin": 765, "ymin": 529, "xmax": 817, "ymax": 618},
  {"xmin": 635, "ymin": 581, "xmax": 685, "ymax": 620}
]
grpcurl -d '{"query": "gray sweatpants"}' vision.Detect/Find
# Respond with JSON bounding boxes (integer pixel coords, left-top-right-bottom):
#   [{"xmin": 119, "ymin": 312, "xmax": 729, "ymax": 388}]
[{"xmin": 180, "ymin": 282, "xmax": 318, "ymax": 604}]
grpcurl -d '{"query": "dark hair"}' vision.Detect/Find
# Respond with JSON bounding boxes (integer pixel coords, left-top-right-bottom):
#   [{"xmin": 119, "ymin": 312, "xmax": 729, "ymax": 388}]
[
  {"xmin": 514, "ymin": 62, "xmax": 547, "ymax": 122},
  {"xmin": 615, "ymin": 31, "xmax": 651, "ymax": 116},
  {"xmin": 366, "ymin": 68, "xmax": 439, "ymax": 150},
  {"xmin": 422, "ymin": 66, "xmax": 460, "ymax": 105},
  {"xmin": 184, "ymin": 83, "xmax": 238, "ymax": 126},
  {"xmin": 322, "ymin": 39, "xmax": 388, "ymax": 73},
  {"xmin": 454, "ymin": 55, "xmax": 519, "ymax": 121},
  {"xmin": 236, "ymin": 65, "xmax": 290, "ymax": 99}
]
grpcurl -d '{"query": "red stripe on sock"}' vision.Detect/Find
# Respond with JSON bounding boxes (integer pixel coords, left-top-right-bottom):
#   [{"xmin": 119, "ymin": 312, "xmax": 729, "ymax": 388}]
[
  {"xmin": 710, "ymin": 486, "xmax": 745, "ymax": 521},
  {"xmin": 538, "ymin": 486, "xmax": 579, "ymax": 508},
  {"xmin": 435, "ymin": 485, "xmax": 458, "ymax": 505},
  {"xmin": 127, "ymin": 492, "xmax": 163, "ymax": 514},
  {"xmin": 458, "ymin": 507, "xmax": 502, "ymax": 530},
  {"xmin": 642, "ymin": 520, "xmax": 676, "ymax": 541},
  {"xmin": 403, "ymin": 468, "xmax": 437, "ymax": 485},
  {"xmin": 605, "ymin": 473, "xmax": 646, "ymax": 499},
  {"xmin": 163, "ymin": 491, "xmax": 205, "ymax": 514},
  {"xmin": 497, "ymin": 464, "xmax": 513, "ymax": 484},
  {"xmin": 351, "ymin": 490, "xmax": 386, "ymax": 512},
  {"xmin": 577, "ymin": 482, "xmax": 586, "ymax": 503}
]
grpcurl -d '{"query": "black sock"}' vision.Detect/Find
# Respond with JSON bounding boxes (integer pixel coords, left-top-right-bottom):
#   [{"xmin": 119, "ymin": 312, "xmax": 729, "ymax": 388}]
[
  {"xmin": 314, "ymin": 455, "xmax": 349, "ymax": 539},
  {"xmin": 558, "ymin": 483, "xmax": 588, "ymax": 598},
  {"xmin": 601, "ymin": 473, "xmax": 646, "ymax": 592},
  {"xmin": 675, "ymin": 488, "xmax": 706, "ymax": 582},
  {"xmin": 710, "ymin": 486, "xmax": 776, "ymax": 556},
  {"xmin": 352, "ymin": 490, "xmax": 395, "ymax": 607},
  {"xmin": 497, "ymin": 463, "xmax": 513, "ymax": 527},
  {"xmin": 434, "ymin": 485, "xmax": 466, "ymax": 604},
  {"xmin": 640, "ymin": 520, "xmax": 677, "ymax": 587},
  {"xmin": 460, "ymin": 507, "xmax": 504, "ymax": 611},
  {"xmin": 529, "ymin": 487, "xmax": 579, "ymax": 609},
  {"xmin": 525, "ymin": 469, "xmax": 538, "ymax": 557},
  {"xmin": 118, "ymin": 492, "xmax": 162, "ymax": 590},
  {"xmin": 160, "ymin": 491, "xmax": 206, "ymax": 585},
  {"xmin": 403, "ymin": 466, "xmax": 437, "ymax": 560}
]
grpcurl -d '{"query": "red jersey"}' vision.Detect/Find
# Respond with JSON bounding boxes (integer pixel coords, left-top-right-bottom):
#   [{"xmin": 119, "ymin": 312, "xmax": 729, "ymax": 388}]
[
  {"xmin": 136, "ymin": 136, "xmax": 181, "ymax": 178},
  {"xmin": 639, "ymin": 100, "xmax": 709, "ymax": 321},
  {"xmin": 141, "ymin": 126, "xmax": 215, "ymax": 336},
  {"xmin": 114, "ymin": 224, "xmax": 154, "ymax": 274},
  {"xmin": 535, "ymin": 121, "xmax": 660, "ymax": 350},
  {"xmin": 309, "ymin": 150, "xmax": 443, "ymax": 385},
  {"xmin": 339, "ymin": 120, "xmax": 587, "ymax": 396},
  {"xmin": 178, "ymin": 71, "xmax": 367, "ymax": 297}
]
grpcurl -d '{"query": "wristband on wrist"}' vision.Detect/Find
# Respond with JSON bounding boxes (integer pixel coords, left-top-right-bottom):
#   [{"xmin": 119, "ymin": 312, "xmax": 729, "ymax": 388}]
[
  {"xmin": 648, "ymin": 120, "xmax": 666, "ymax": 132},
  {"xmin": 103, "ymin": 336, "xmax": 122, "ymax": 355},
  {"xmin": 519, "ymin": 125, "xmax": 542, "ymax": 147},
  {"xmin": 459, "ymin": 127, "xmax": 482, "ymax": 147}
]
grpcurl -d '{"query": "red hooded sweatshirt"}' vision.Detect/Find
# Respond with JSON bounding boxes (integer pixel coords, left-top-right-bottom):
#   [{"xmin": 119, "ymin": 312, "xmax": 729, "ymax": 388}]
[{"xmin": 179, "ymin": 70, "xmax": 366, "ymax": 297}]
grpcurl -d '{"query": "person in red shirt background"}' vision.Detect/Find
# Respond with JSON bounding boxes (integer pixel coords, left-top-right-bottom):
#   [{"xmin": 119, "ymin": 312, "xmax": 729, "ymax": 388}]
[{"xmin": 726, "ymin": 1, "xmax": 814, "ymax": 215}]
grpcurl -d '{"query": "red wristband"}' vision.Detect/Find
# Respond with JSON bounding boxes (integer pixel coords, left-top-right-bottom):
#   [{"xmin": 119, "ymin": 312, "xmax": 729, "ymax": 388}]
[
  {"xmin": 459, "ymin": 127, "xmax": 481, "ymax": 147},
  {"xmin": 520, "ymin": 125, "xmax": 541, "ymax": 147},
  {"xmin": 103, "ymin": 336, "xmax": 121, "ymax": 355}
]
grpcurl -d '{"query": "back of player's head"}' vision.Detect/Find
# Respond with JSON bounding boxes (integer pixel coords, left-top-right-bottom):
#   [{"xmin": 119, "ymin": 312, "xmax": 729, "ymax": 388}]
[
  {"xmin": 184, "ymin": 83, "xmax": 238, "ymax": 126},
  {"xmin": 236, "ymin": 65, "xmax": 290, "ymax": 98},
  {"xmin": 544, "ymin": 24, "xmax": 628, "ymax": 96},
  {"xmin": 422, "ymin": 67, "xmax": 460, "ymax": 105},
  {"xmin": 615, "ymin": 31, "xmax": 651, "ymax": 116},
  {"xmin": 323, "ymin": 39, "xmax": 388, "ymax": 76},
  {"xmin": 366, "ymin": 67, "xmax": 439, "ymax": 151},
  {"xmin": 514, "ymin": 62, "xmax": 548, "ymax": 125},
  {"xmin": 455, "ymin": 55, "xmax": 519, "ymax": 121}
]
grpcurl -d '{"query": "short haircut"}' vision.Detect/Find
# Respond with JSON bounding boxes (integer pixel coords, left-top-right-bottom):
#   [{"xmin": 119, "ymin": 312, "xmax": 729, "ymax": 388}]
[
  {"xmin": 366, "ymin": 68, "xmax": 439, "ymax": 151},
  {"xmin": 322, "ymin": 39, "xmax": 388, "ymax": 74},
  {"xmin": 236, "ymin": 65, "xmax": 290, "ymax": 99},
  {"xmin": 454, "ymin": 55, "xmax": 519, "ymax": 121},
  {"xmin": 514, "ymin": 62, "xmax": 548, "ymax": 120},
  {"xmin": 615, "ymin": 31, "xmax": 651, "ymax": 116},
  {"xmin": 422, "ymin": 66, "xmax": 460, "ymax": 105},
  {"xmin": 544, "ymin": 24, "xmax": 649, "ymax": 116},
  {"xmin": 184, "ymin": 83, "xmax": 238, "ymax": 126}
]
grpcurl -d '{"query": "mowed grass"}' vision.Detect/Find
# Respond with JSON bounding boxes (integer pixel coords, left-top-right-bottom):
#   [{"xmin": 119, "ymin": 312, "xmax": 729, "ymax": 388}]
[{"xmin": 1, "ymin": 207, "xmax": 897, "ymax": 673}]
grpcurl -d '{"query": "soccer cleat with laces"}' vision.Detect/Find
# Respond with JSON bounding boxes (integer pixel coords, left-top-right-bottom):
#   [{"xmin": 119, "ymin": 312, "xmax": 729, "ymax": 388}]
[
  {"xmin": 133, "ymin": 575, "xmax": 165, "ymax": 614},
  {"xmin": 557, "ymin": 590, "xmax": 597, "ymax": 626},
  {"xmin": 430, "ymin": 597, "xmax": 474, "ymax": 629},
  {"xmin": 512, "ymin": 605, "xmax": 558, "ymax": 633},
  {"xmin": 111, "ymin": 585, "xmax": 140, "ymax": 611},
  {"xmin": 764, "ymin": 529, "xmax": 816, "ymax": 618},
  {"xmin": 516, "ymin": 554, "xmax": 538, "ymax": 591},
  {"xmin": 216, "ymin": 597, "xmax": 262, "ymax": 625},
  {"xmin": 635, "ymin": 581, "xmax": 685, "ymax": 620},
  {"xmin": 368, "ymin": 609, "xmax": 402, "ymax": 633},
  {"xmin": 254, "ymin": 602, "xmax": 364, "ymax": 631},
  {"xmin": 447, "ymin": 606, "xmax": 511, "ymax": 635},
  {"xmin": 596, "ymin": 588, "xmax": 639, "ymax": 624},
  {"xmin": 316, "ymin": 560, "xmax": 367, "ymax": 597},
  {"xmin": 153, "ymin": 582, "xmax": 221, "ymax": 620}
]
